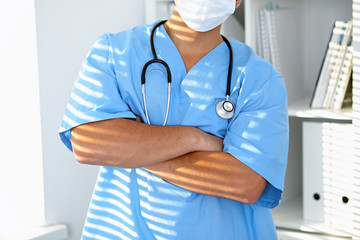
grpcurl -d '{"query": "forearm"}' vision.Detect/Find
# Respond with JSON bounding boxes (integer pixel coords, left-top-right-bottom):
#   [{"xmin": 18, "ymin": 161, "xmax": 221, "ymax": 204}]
[
  {"xmin": 145, "ymin": 151, "xmax": 267, "ymax": 204},
  {"xmin": 70, "ymin": 118, "xmax": 219, "ymax": 168},
  {"xmin": 71, "ymin": 118, "xmax": 266, "ymax": 203}
]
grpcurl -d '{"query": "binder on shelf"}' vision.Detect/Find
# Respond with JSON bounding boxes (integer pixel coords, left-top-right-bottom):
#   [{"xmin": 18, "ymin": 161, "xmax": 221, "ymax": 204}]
[
  {"xmin": 310, "ymin": 20, "xmax": 353, "ymax": 109},
  {"xmin": 303, "ymin": 122, "xmax": 325, "ymax": 223},
  {"xmin": 303, "ymin": 122, "xmax": 355, "ymax": 227}
]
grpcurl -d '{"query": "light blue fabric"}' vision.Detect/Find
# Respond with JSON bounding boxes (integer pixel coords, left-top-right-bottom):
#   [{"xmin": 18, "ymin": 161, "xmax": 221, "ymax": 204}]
[{"xmin": 59, "ymin": 21, "xmax": 289, "ymax": 240}]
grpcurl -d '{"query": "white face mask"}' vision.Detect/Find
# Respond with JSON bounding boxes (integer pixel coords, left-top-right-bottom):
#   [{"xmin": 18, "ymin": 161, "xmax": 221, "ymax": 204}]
[{"xmin": 176, "ymin": 0, "xmax": 236, "ymax": 32}]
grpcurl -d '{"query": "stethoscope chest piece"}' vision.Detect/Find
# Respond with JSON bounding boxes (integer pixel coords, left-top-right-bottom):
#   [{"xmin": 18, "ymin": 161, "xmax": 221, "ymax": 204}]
[{"xmin": 216, "ymin": 100, "xmax": 235, "ymax": 119}]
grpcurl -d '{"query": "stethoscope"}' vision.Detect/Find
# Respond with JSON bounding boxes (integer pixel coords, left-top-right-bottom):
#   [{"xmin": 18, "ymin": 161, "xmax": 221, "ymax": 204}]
[{"xmin": 141, "ymin": 20, "xmax": 235, "ymax": 126}]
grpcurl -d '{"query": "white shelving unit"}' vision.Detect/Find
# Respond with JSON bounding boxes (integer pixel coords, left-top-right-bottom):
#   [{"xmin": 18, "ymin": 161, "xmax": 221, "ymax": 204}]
[{"xmin": 245, "ymin": 0, "xmax": 357, "ymax": 238}]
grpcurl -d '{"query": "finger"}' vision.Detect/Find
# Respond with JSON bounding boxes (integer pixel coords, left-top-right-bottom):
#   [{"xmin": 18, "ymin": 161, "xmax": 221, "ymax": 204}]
[{"xmin": 136, "ymin": 116, "xmax": 143, "ymax": 123}]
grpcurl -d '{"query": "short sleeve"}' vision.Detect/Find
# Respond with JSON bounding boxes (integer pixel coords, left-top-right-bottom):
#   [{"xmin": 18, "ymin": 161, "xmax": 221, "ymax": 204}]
[
  {"xmin": 59, "ymin": 33, "xmax": 136, "ymax": 151},
  {"xmin": 223, "ymin": 68, "xmax": 289, "ymax": 209}
]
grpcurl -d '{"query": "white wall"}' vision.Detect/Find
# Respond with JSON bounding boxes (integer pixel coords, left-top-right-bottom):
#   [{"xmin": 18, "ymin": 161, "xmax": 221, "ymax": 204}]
[
  {"xmin": 34, "ymin": 1, "xmax": 145, "ymax": 239},
  {"xmin": 0, "ymin": 0, "xmax": 45, "ymax": 230}
]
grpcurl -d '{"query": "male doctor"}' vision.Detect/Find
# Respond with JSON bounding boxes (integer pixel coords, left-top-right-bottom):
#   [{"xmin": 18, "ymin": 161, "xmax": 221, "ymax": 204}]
[{"xmin": 60, "ymin": 0, "xmax": 289, "ymax": 239}]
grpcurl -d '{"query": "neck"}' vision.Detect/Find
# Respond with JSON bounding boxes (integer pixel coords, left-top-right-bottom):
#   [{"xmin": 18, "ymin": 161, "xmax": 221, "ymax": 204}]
[
  {"xmin": 164, "ymin": 7, "xmax": 223, "ymax": 55},
  {"xmin": 163, "ymin": 7, "xmax": 224, "ymax": 72}
]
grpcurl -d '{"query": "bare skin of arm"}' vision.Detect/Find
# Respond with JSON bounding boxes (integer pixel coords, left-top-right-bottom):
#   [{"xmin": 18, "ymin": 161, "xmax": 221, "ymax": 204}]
[
  {"xmin": 71, "ymin": 118, "xmax": 267, "ymax": 204},
  {"xmin": 145, "ymin": 152, "xmax": 267, "ymax": 204},
  {"xmin": 70, "ymin": 118, "xmax": 224, "ymax": 168}
]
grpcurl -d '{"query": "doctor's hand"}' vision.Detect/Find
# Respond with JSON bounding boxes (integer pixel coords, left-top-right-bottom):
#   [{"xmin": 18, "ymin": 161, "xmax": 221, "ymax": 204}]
[
  {"xmin": 196, "ymin": 129, "xmax": 224, "ymax": 152},
  {"xmin": 136, "ymin": 116, "xmax": 144, "ymax": 123}
]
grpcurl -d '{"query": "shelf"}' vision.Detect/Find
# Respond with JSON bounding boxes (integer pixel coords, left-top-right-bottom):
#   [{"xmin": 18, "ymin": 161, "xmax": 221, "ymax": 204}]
[
  {"xmin": 288, "ymin": 98, "xmax": 353, "ymax": 121},
  {"xmin": 277, "ymin": 229, "xmax": 353, "ymax": 240},
  {"xmin": 0, "ymin": 224, "xmax": 67, "ymax": 240},
  {"xmin": 272, "ymin": 197, "xmax": 353, "ymax": 239}
]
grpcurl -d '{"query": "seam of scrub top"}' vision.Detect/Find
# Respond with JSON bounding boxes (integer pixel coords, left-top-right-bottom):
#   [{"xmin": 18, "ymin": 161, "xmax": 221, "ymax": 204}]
[{"xmin": 158, "ymin": 24, "xmax": 228, "ymax": 76}]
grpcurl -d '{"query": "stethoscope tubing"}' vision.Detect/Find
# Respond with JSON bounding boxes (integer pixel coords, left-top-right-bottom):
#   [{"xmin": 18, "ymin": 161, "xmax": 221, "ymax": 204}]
[
  {"xmin": 141, "ymin": 59, "xmax": 172, "ymax": 85},
  {"xmin": 142, "ymin": 83, "xmax": 171, "ymax": 126},
  {"xmin": 221, "ymin": 35, "xmax": 233, "ymax": 100},
  {"xmin": 142, "ymin": 20, "xmax": 235, "ymax": 124},
  {"xmin": 150, "ymin": 20, "xmax": 168, "ymax": 60}
]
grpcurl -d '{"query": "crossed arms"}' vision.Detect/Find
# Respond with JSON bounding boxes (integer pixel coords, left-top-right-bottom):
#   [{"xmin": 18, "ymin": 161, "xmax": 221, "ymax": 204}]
[{"xmin": 70, "ymin": 117, "xmax": 267, "ymax": 204}]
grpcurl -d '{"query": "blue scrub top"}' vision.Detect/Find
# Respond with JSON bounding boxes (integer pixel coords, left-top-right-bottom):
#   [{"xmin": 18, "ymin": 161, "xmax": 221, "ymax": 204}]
[{"xmin": 60, "ymin": 21, "xmax": 289, "ymax": 240}]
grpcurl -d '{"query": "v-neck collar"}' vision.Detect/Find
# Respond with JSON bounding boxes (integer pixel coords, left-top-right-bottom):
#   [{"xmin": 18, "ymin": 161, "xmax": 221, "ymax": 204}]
[{"xmin": 157, "ymin": 24, "xmax": 228, "ymax": 75}]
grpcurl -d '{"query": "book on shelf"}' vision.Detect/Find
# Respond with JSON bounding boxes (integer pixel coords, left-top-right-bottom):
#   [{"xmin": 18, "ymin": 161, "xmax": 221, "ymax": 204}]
[
  {"xmin": 255, "ymin": 2, "xmax": 281, "ymax": 72},
  {"xmin": 255, "ymin": 3, "xmax": 304, "ymax": 105},
  {"xmin": 332, "ymin": 46, "xmax": 353, "ymax": 109},
  {"xmin": 310, "ymin": 20, "xmax": 353, "ymax": 110}
]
